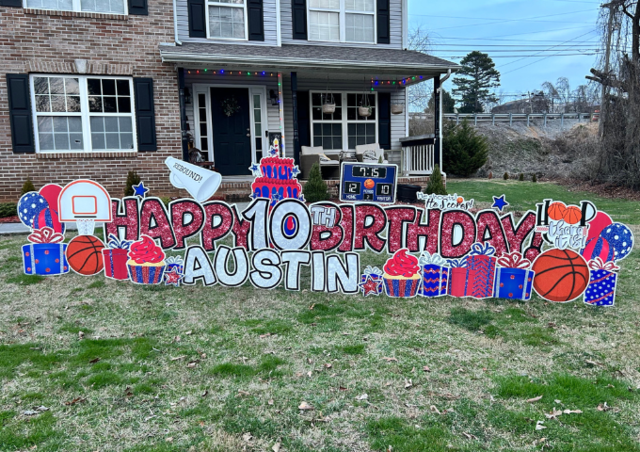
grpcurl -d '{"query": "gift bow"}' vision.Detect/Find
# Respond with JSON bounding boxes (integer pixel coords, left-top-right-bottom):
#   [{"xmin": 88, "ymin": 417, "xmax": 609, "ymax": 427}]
[
  {"xmin": 166, "ymin": 256, "xmax": 184, "ymax": 266},
  {"xmin": 469, "ymin": 242, "xmax": 496, "ymax": 257},
  {"xmin": 28, "ymin": 227, "xmax": 64, "ymax": 244},
  {"xmin": 363, "ymin": 265, "xmax": 383, "ymax": 277},
  {"xmin": 107, "ymin": 234, "xmax": 131, "ymax": 250},
  {"xmin": 497, "ymin": 252, "xmax": 531, "ymax": 269},
  {"xmin": 447, "ymin": 257, "xmax": 468, "ymax": 268},
  {"xmin": 419, "ymin": 252, "xmax": 448, "ymax": 267},
  {"xmin": 589, "ymin": 257, "xmax": 620, "ymax": 272}
]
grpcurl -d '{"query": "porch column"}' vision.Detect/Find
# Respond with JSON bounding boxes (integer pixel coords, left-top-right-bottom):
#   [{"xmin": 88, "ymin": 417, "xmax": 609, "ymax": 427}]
[
  {"xmin": 433, "ymin": 76, "xmax": 442, "ymax": 171},
  {"xmin": 291, "ymin": 72, "xmax": 300, "ymax": 165},
  {"xmin": 178, "ymin": 68, "xmax": 190, "ymax": 161}
]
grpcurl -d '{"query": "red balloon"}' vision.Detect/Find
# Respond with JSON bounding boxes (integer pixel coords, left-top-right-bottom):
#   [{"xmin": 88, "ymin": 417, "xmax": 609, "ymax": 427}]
[
  {"xmin": 581, "ymin": 211, "xmax": 613, "ymax": 261},
  {"xmin": 38, "ymin": 184, "xmax": 65, "ymax": 234}
]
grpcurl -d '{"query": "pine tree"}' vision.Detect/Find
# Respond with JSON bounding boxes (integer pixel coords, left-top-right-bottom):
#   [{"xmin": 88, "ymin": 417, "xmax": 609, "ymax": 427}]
[
  {"xmin": 532, "ymin": 174, "xmax": 538, "ymax": 183},
  {"xmin": 518, "ymin": 173, "xmax": 525, "ymax": 181},
  {"xmin": 425, "ymin": 164, "xmax": 447, "ymax": 195},
  {"xmin": 453, "ymin": 51, "xmax": 501, "ymax": 113},
  {"xmin": 442, "ymin": 120, "xmax": 489, "ymax": 177},
  {"xmin": 427, "ymin": 89, "xmax": 456, "ymax": 114},
  {"xmin": 124, "ymin": 171, "xmax": 141, "ymax": 197},
  {"xmin": 503, "ymin": 172, "xmax": 509, "ymax": 180},
  {"xmin": 21, "ymin": 177, "xmax": 36, "ymax": 195},
  {"xmin": 303, "ymin": 163, "xmax": 328, "ymax": 203}
]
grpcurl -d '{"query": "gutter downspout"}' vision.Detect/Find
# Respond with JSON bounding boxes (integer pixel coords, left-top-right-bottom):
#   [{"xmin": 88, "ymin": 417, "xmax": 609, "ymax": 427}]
[{"xmin": 173, "ymin": 0, "xmax": 182, "ymax": 45}]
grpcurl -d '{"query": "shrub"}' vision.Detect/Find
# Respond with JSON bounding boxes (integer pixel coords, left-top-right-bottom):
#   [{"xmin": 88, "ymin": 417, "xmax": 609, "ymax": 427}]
[
  {"xmin": 0, "ymin": 203, "xmax": 17, "ymax": 218},
  {"xmin": 302, "ymin": 163, "xmax": 328, "ymax": 203},
  {"xmin": 424, "ymin": 164, "xmax": 447, "ymax": 195},
  {"xmin": 518, "ymin": 173, "xmax": 524, "ymax": 181},
  {"xmin": 503, "ymin": 172, "xmax": 509, "ymax": 180},
  {"xmin": 442, "ymin": 120, "xmax": 489, "ymax": 177},
  {"xmin": 488, "ymin": 171, "xmax": 493, "ymax": 180},
  {"xmin": 124, "ymin": 171, "xmax": 141, "ymax": 197},
  {"xmin": 532, "ymin": 174, "xmax": 538, "ymax": 183},
  {"xmin": 21, "ymin": 178, "xmax": 36, "ymax": 196}
]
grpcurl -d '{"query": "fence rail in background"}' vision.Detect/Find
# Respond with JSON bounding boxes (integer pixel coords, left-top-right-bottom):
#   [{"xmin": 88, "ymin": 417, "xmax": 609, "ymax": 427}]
[
  {"xmin": 410, "ymin": 112, "xmax": 598, "ymax": 127},
  {"xmin": 399, "ymin": 135, "xmax": 436, "ymax": 176}
]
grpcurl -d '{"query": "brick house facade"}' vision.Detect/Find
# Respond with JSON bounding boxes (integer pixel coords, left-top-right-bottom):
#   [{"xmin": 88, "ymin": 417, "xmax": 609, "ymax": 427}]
[{"xmin": 0, "ymin": 2, "xmax": 181, "ymax": 202}]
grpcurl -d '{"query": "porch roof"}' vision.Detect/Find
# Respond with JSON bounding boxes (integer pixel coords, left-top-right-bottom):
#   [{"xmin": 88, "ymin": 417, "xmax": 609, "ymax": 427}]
[{"xmin": 160, "ymin": 43, "xmax": 459, "ymax": 77}]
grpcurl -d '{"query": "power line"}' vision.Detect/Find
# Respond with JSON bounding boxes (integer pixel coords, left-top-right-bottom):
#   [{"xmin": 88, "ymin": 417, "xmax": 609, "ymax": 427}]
[{"xmin": 437, "ymin": 53, "xmax": 599, "ymax": 58}]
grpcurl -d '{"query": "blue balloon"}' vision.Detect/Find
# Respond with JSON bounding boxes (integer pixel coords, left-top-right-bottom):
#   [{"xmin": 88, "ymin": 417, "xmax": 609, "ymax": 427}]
[
  {"xmin": 17, "ymin": 192, "xmax": 49, "ymax": 229},
  {"xmin": 599, "ymin": 223, "xmax": 634, "ymax": 262}
]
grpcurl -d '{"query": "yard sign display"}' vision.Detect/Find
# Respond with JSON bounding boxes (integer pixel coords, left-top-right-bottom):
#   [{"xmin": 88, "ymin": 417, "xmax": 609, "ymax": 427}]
[{"xmin": 17, "ymin": 144, "xmax": 634, "ymax": 307}]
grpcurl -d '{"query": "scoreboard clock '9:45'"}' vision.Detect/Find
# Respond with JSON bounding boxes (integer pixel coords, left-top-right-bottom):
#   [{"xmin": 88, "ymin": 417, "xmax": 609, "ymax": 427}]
[{"xmin": 339, "ymin": 162, "xmax": 398, "ymax": 204}]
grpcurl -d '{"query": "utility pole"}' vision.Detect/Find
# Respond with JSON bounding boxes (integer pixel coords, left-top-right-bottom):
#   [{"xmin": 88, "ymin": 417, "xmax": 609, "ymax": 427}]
[{"xmin": 600, "ymin": 2, "xmax": 617, "ymax": 137}]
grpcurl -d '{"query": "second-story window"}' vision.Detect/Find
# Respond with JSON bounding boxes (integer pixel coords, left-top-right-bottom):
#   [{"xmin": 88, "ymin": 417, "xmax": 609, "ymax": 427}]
[
  {"xmin": 308, "ymin": 0, "xmax": 375, "ymax": 44},
  {"xmin": 208, "ymin": 0, "xmax": 247, "ymax": 40},
  {"xmin": 25, "ymin": 0, "xmax": 126, "ymax": 14}
]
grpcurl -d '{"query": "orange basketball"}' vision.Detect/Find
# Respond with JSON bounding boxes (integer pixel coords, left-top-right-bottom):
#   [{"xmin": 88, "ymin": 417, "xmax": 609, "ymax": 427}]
[
  {"xmin": 66, "ymin": 235, "xmax": 105, "ymax": 276},
  {"xmin": 532, "ymin": 249, "xmax": 589, "ymax": 302},
  {"xmin": 457, "ymin": 197, "xmax": 464, "ymax": 204},
  {"xmin": 547, "ymin": 202, "xmax": 567, "ymax": 221},
  {"xmin": 562, "ymin": 205, "xmax": 582, "ymax": 225},
  {"xmin": 364, "ymin": 179, "xmax": 375, "ymax": 190}
]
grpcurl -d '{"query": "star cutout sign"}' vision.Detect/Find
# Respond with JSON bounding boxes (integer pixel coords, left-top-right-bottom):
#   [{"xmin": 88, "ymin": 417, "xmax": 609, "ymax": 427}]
[
  {"xmin": 359, "ymin": 275, "xmax": 382, "ymax": 297},
  {"xmin": 492, "ymin": 195, "xmax": 509, "ymax": 212},
  {"xmin": 133, "ymin": 182, "xmax": 149, "ymax": 198},
  {"xmin": 249, "ymin": 163, "xmax": 261, "ymax": 176},
  {"xmin": 164, "ymin": 267, "xmax": 183, "ymax": 287},
  {"xmin": 291, "ymin": 166, "xmax": 301, "ymax": 178}
]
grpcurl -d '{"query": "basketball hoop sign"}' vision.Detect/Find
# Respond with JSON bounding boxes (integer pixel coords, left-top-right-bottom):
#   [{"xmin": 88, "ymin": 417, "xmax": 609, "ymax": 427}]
[{"xmin": 58, "ymin": 180, "xmax": 112, "ymax": 236}]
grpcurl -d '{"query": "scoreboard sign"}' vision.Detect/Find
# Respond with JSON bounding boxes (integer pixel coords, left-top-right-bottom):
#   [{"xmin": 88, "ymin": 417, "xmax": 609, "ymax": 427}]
[{"xmin": 339, "ymin": 162, "xmax": 398, "ymax": 203}]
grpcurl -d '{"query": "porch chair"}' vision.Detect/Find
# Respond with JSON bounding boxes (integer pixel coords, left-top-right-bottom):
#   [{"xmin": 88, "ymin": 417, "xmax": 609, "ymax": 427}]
[
  {"xmin": 355, "ymin": 144, "xmax": 388, "ymax": 164},
  {"xmin": 300, "ymin": 146, "xmax": 340, "ymax": 179}
]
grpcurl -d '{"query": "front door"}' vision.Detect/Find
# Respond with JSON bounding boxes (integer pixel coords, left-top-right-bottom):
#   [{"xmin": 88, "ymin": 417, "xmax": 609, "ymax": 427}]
[{"xmin": 210, "ymin": 87, "xmax": 252, "ymax": 176}]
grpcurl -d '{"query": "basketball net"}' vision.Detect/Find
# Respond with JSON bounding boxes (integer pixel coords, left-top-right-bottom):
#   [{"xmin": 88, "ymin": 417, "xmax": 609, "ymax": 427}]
[{"xmin": 77, "ymin": 219, "xmax": 95, "ymax": 236}]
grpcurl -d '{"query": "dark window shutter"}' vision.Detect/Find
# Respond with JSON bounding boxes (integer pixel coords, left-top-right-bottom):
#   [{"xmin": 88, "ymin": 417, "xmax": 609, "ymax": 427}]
[
  {"xmin": 292, "ymin": 0, "xmax": 307, "ymax": 40},
  {"xmin": 0, "ymin": 0, "xmax": 22, "ymax": 7},
  {"xmin": 376, "ymin": 0, "xmax": 390, "ymax": 45},
  {"xmin": 297, "ymin": 91, "xmax": 311, "ymax": 149},
  {"xmin": 188, "ymin": 0, "xmax": 206, "ymax": 38},
  {"xmin": 128, "ymin": 0, "xmax": 148, "ymax": 15},
  {"xmin": 6, "ymin": 74, "xmax": 35, "ymax": 154},
  {"xmin": 247, "ymin": 0, "xmax": 264, "ymax": 41},
  {"xmin": 378, "ymin": 92, "xmax": 391, "ymax": 150},
  {"xmin": 134, "ymin": 78, "xmax": 157, "ymax": 152}
]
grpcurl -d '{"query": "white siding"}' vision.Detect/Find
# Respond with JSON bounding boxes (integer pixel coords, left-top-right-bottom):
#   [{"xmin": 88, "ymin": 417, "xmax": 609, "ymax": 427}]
[
  {"xmin": 282, "ymin": 75, "xmax": 406, "ymax": 163},
  {"xmin": 177, "ymin": 0, "xmax": 279, "ymax": 46},
  {"xmin": 281, "ymin": 0, "xmax": 403, "ymax": 49}
]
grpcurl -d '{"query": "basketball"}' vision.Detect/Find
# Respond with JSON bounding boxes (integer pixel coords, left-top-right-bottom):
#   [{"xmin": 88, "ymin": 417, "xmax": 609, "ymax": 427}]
[
  {"xmin": 66, "ymin": 235, "xmax": 105, "ymax": 276},
  {"xmin": 547, "ymin": 202, "xmax": 566, "ymax": 221},
  {"xmin": 457, "ymin": 197, "xmax": 464, "ymax": 204},
  {"xmin": 532, "ymin": 249, "xmax": 589, "ymax": 302},
  {"xmin": 364, "ymin": 179, "xmax": 375, "ymax": 190},
  {"xmin": 562, "ymin": 205, "xmax": 582, "ymax": 225}
]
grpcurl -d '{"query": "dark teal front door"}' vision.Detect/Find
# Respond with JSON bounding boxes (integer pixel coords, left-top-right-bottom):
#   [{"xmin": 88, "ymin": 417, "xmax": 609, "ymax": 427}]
[{"xmin": 210, "ymin": 87, "xmax": 252, "ymax": 176}]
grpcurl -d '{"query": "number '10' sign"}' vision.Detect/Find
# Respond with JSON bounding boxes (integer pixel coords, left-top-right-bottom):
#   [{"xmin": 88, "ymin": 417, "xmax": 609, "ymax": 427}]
[{"xmin": 339, "ymin": 162, "xmax": 398, "ymax": 204}]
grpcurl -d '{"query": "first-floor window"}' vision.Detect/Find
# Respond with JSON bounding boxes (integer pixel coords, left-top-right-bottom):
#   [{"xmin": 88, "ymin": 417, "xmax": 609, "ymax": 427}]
[
  {"xmin": 208, "ymin": 0, "xmax": 247, "ymax": 39},
  {"xmin": 25, "ymin": 0, "xmax": 126, "ymax": 14},
  {"xmin": 311, "ymin": 91, "xmax": 377, "ymax": 150},
  {"xmin": 31, "ymin": 75, "xmax": 136, "ymax": 153}
]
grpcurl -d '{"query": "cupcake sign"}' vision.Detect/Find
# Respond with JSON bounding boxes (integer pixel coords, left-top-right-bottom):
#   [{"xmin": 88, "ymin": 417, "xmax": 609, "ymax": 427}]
[{"xmin": 15, "ymin": 178, "xmax": 635, "ymax": 308}]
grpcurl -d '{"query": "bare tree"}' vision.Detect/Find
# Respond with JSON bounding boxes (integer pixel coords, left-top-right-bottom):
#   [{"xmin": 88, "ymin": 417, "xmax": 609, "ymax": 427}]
[
  {"xmin": 586, "ymin": 0, "xmax": 640, "ymax": 189},
  {"xmin": 407, "ymin": 27, "xmax": 433, "ymax": 112}
]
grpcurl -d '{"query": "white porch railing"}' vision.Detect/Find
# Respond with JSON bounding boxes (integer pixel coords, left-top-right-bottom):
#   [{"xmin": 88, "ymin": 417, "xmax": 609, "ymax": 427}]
[{"xmin": 399, "ymin": 135, "xmax": 436, "ymax": 176}]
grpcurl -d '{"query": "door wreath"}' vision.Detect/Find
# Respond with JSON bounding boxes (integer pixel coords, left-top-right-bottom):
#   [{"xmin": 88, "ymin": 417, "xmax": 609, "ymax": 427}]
[{"xmin": 221, "ymin": 96, "xmax": 241, "ymax": 117}]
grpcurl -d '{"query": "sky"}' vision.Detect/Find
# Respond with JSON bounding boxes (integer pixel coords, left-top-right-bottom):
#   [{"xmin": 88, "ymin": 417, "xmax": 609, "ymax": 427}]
[{"xmin": 409, "ymin": 0, "xmax": 604, "ymax": 102}]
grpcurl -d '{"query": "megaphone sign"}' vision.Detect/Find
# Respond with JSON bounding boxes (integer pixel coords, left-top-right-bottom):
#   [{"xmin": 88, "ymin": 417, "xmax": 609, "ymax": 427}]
[{"xmin": 165, "ymin": 157, "xmax": 222, "ymax": 202}]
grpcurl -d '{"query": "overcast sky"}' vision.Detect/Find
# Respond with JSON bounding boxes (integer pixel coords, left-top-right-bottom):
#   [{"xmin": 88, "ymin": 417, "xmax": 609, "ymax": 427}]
[{"xmin": 410, "ymin": 0, "xmax": 603, "ymax": 100}]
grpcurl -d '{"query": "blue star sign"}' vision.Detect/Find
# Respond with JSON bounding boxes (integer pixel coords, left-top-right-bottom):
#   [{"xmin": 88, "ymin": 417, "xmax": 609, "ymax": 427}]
[
  {"xmin": 133, "ymin": 182, "xmax": 149, "ymax": 198},
  {"xmin": 492, "ymin": 195, "xmax": 509, "ymax": 212}
]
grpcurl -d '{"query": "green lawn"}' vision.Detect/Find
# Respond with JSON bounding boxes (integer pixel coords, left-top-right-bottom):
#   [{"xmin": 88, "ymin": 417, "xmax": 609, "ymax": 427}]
[{"xmin": 1, "ymin": 181, "xmax": 639, "ymax": 451}]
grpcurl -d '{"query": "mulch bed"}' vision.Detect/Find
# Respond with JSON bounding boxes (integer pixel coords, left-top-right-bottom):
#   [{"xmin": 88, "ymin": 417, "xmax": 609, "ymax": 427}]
[{"xmin": 0, "ymin": 216, "xmax": 19, "ymax": 224}]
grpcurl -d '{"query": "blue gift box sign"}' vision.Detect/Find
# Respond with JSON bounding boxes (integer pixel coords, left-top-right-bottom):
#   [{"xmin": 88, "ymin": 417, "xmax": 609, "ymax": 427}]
[{"xmin": 22, "ymin": 243, "xmax": 69, "ymax": 276}]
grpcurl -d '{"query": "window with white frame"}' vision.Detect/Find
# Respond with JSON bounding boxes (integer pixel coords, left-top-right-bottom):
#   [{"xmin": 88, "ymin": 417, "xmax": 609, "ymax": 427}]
[
  {"xmin": 207, "ymin": 0, "xmax": 247, "ymax": 40},
  {"xmin": 308, "ymin": 0, "xmax": 375, "ymax": 44},
  {"xmin": 25, "ymin": 0, "xmax": 126, "ymax": 14},
  {"xmin": 311, "ymin": 92, "xmax": 377, "ymax": 150},
  {"xmin": 31, "ymin": 75, "xmax": 136, "ymax": 152}
]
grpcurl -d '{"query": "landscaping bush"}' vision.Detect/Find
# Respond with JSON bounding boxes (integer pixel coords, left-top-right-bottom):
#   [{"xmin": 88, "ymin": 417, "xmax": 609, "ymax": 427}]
[
  {"xmin": 424, "ymin": 164, "xmax": 447, "ymax": 195},
  {"xmin": 303, "ymin": 163, "xmax": 329, "ymax": 203},
  {"xmin": 442, "ymin": 120, "xmax": 489, "ymax": 177},
  {"xmin": 519, "ymin": 173, "xmax": 524, "ymax": 181},
  {"xmin": 0, "ymin": 203, "xmax": 17, "ymax": 218},
  {"xmin": 21, "ymin": 177, "xmax": 36, "ymax": 196},
  {"xmin": 532, "ymin": 174, "xmax": 538, "ymax": 183},
  {"xmin": 124, "ymin": 171, "xmax": 141, "ymax": 197},
  {"xmin": 503, "ymin": 172, "xmax": 509, "ymax": 180}
]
